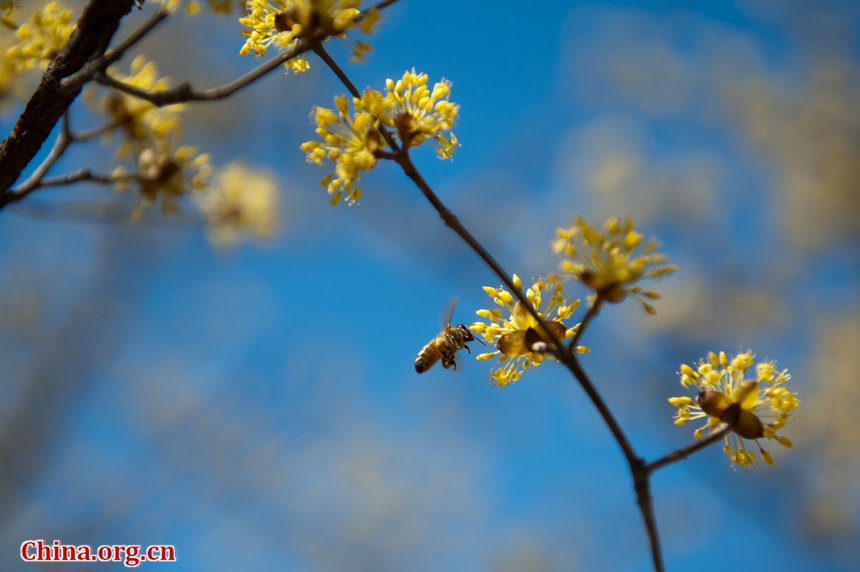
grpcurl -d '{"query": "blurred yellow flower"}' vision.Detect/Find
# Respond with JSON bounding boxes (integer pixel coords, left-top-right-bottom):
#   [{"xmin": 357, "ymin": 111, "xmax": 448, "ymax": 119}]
[
  {"xmin": 116, "ymin": 143, "xmax": 212, "ymax": 218},
  {"xmin": 196, "ymin": 162, "xmax": 280, "ymax": 247},
  {"xmin": 87, "ymin": 55, "xmax": 183, "ymax": 158},
  {"xmin": 552, "ymin": 216, "xmax": 675, "ymax": 312},
  {"xmin": 4, "ymin": 1, "xmax": 74, "ymax": 72},
  {"xmin": 668, "ymin": 351, "xmax": 798, "ymax": 468},
  {"xmin": 471, "ymin": 274, "xmax": 586, "ymax": 388}
]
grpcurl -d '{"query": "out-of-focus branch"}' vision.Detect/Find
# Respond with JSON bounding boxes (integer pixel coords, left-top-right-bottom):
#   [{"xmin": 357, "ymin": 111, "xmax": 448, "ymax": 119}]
[
  {"xmin": 33, "ymin": 170, "xmax": 138, "ymax": 189},
  {"xmin": 6, "ymin": 113, "xmax": 125, "ymax": 204},
  {"xmin": 94, "ymin": 0, "xmax": 401, "ymax": 108},
  {"xmin": 60, "ymin": 7, "xmax": 170, "ymax": 93},
  {"xmin": 0, "ymin": 0, "xmax": 137, "ymax": 201},
  {"xmin": 8, "ymin": 113, "xmax": 74, "ymax": 202}
]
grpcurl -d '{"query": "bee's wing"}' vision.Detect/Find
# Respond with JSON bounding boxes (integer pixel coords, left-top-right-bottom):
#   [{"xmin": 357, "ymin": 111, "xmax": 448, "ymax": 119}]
[
  {"xmin": 497, "ymin": 330, "xmax": 527, "ymax": 356},
  {"xmin": 537, "ymin": 320, "xmax": 566, "ymax": 343},
  {"xmin": 441, "ymin": 296, "xmax": 458, "ymax": 329}
]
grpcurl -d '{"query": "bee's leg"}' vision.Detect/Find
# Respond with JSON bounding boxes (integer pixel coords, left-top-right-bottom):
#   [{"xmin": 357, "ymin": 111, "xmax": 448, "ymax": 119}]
[{"xmin": 464, "ymin": 344, "xmax": 471, "ymax": 354}]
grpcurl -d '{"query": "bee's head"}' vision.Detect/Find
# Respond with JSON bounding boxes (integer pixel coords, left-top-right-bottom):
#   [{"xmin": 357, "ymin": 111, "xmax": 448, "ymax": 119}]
[
  {"xmin": 456, "ymin": 324, "xmax": 484, "ymax": 345},
  {"xmin": 452, "ymin": 323, "xmax": 471, "ymax": 340}
]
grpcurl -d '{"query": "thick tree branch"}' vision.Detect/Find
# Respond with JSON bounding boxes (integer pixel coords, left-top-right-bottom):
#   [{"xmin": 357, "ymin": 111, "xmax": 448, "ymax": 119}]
[{"xmin": 0, "ymin": 0, "xmax": 137, "ymax": 203}]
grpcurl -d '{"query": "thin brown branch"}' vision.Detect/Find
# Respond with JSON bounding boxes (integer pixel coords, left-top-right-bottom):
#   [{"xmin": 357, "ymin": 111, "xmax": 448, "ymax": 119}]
[
  {"xmin": 0, "ymin": 0, "xmax": 137, "ymax": 202},
  {"xmin": 35, "ymin": 170, "xmax": 138, "ymax": 188},
  {"xmin": 313, "ymin": 46, "xmax": 671, "ymax": 570},
  {"xmin": 7, "ymin": 115, "xmax": 74, "ymax": 203},
  {"xmin": 646, "ymin": 425, "xmax": 730, "ymax": 474},
  {"xmin": 633, "ymin": 463, "xmax": 663, "ymax": 572},
  {"xmin": 398, "ymin": 149, "xmax": 663, "ymax": 571},
  {"xmin": 95, "ymin": 0, "xmax": 401, "ymax": 108},
  {"xmin": 60, "ymin": 7, "xmax": 170, "ymax": 93},
  {"xmin": 5, "ymin": 111, "xmax": 125, "ymax": 205},
  {"xmin": 71, "ymin": 119, "xmax": 122, "ymax": 142}
]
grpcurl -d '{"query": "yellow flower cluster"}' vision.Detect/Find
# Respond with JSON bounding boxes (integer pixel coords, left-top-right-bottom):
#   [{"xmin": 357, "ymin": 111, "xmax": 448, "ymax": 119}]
[
  {"xmin": 239, "ymin": 0, "xmax": 374, "ymax": 73},
  {"xmin": 301, "ymin": 71, "xmax": 459, "ymax": 206},
  {"xmin": 669, "ymin": 351, "xmax": 799, "ymax": 468},
  {"xmin": 87, "ymin": 56, "xmax": 182, "ymax": 159},
  {"xmin": 552, "ymin": 216, "xmax": 676, "ymax": 313},
  {"xmin": 83, "ymin": 57, "xmax": 228, "ymax": 219},
  {"xmin": 114, "ymin": 143, "xmax": 212, "ymax": 218},
  {"xmin": 4, "ymin": 1, "xmax": 74, "ymax": 72},
  {"xmin": 195, "ymin": 162, "xmax": 280, "ymax": 247},
  {"xmin": 301, "ymin": 91, "xmax": 385, "ymax": 205},
  {"xmin": 470, "ymin": 274, "xmax": 586, "ymax": 387},
  {"xmin": 382, "ymin": 69, "xmax": 459, "ymax": 159}
]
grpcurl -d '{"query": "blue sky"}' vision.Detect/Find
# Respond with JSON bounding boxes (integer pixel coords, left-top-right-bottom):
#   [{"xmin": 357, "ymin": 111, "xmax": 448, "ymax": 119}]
[{"xmin": 1, "ymin": 0, "xmax": 858, "ymax": 570}]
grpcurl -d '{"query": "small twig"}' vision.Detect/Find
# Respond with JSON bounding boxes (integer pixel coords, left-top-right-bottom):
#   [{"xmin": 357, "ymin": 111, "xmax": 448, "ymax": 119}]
[
  {"xmin": 646, "ymin": 425, "xmax": 730, "ymax": 474},
  {"xmin": 569, "ymin": 295, "xmax": 603, "ymax": 350},
  {"xmin": 5, "ymin": 111, "xmax": 125, "ymax": 205},
  {"xmin": 95, "ymin": 0, "xmax": 401, "ymax": 108},
  {"xmin": 72, "ymin": 119, "xmax": 122, "ymax": 142},
  {"xmin": 8, "ymin": 113, "xmax": 74, "ymax": 202},
  {"xmin": 35, "ymin": 169, "xmax": 138, "ymax": 188},
  {"xmin": 60, "ymin": 8, "xmax": 170, "ymax": 93}
]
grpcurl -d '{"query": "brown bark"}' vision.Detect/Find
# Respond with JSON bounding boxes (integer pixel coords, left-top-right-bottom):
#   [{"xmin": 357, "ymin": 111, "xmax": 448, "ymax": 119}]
[{"xmin": 0, "ymin": 0, "xmax": 136, "ymax": 205}]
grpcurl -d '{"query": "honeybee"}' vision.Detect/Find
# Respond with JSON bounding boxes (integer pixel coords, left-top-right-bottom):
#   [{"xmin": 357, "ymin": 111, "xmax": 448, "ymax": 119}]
[{"xmin": 415, "ymin": 299, "xmax": 483, "ymax": 373}]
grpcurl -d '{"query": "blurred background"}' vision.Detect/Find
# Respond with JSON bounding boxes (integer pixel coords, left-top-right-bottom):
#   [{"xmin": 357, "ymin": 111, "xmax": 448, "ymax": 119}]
[{"xmin": 1, "ymin": 0, "xmax": 858, "ymax": 570}]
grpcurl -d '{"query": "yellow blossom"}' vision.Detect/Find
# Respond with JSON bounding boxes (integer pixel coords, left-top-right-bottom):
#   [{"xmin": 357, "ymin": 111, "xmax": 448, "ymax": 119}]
[
  {"xmin": 239, "ymin": 0, "xmax": 374, "ymax": 73},
  {"xmin": 86, "ymin": 55, "xmax": 182, "ymax": 158},
  {"xmin": 668, "ymin": 350, "xmax": 799, "ymax": 468},
  {"xmin": 300, "ymin": 72, "xmax": 460, "ymax": 205},
  {"xmin": 552, "ymin": 216, "xmax": 676, "ymax": 312},
  {"xmin": 471, "ymin": 274, "xmax": 586, "ymax": 388},
  {"xmin": 4, "ymin": 1, "xmax": 75, "ymax": 72},
  {"xmin": 382, "ymin": 69, "xmax": 459, "ymax": 159},
  {"xmin": 300, "ymin": 90, "xmax": 386, "ymax": 206},
  {"xmin": 120, "ymin": 143, "xmax": 212, "ymax": 217},
  {"xmin": 196, "ymin": 162, "xmax": 280, "ymax": 247}
]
